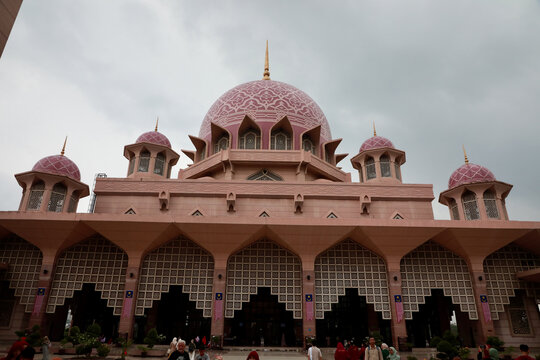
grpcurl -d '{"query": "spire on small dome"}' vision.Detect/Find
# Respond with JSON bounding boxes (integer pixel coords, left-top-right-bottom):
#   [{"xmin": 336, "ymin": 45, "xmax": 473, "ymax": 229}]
[
  {"xmin": 373, "ymin": 122, "xmax": 377, "ymax": 137},
  {"xmin": 155, "ymin": 116, "xmax": 159, "ymax": 132},
  {"xmin": 60, "ymin": 136, "xmax": 67, "ymax": 156},
  {"xmin": 462, "ymin": 145, "xmax": 469, "ymax": 165},
  {"xmin": 263, "ymin": 40, "xmax": 270, "ymax": 80}
]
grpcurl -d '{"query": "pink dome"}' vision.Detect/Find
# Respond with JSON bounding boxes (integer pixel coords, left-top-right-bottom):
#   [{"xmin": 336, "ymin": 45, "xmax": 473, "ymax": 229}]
[
  {"xmin": 32, "ymin": 155, "xmax": 81, "ymax": 181},
  {"xmin": 448, "ymin": 163, "xmax": 496, "ymax": 189},
  {"xmin": 359, "ymin": 136, "xmax": 395, "ymax": 152},
  {"xmin": 199, "ymin": 80, "xmax": 332, "ymax": 144},
  {"xmin": 136, "ymin": 131, "xmax": 172, "ymax": 148}
]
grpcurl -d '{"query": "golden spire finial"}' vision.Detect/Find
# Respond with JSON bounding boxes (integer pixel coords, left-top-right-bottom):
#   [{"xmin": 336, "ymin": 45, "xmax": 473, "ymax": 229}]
[
  {"xmin": 373, "ymin": 122, "xmax": 377, "ymax": 137},
  {"xmin": 60, "ymin": 136, "xmax": 67, "ymax": 156},
  {"xmin": 462, "ymin": 145, "xmax": 469, "ymax": 165},
  {"xmin": 155, "ymin": 116, "xmax": 159, "ymax": 132},
  {"xmin": 263, "ymin": 40, "xmax": 270, "ymax": 80}
]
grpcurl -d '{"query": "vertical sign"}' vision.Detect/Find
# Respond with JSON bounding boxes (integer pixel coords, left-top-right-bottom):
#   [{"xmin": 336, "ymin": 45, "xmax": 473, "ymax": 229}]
[
  {"xmin": 394, "ymin": 295, "xmax": 404, "ymax": 323},
  {"xmin": 32, "ymin": 288, "xmax": 46, "ymax": 315},
  {"xmin": 214, "ymin": 293, "xmax": 223, "ymax": 320},
  {"xmin": 480, "ymin": 295, "xmax": 491, "ymax": 322},
  {"xmin": 305, "ymin": 294, "xmax": 313, "ymax": 321},
  {"xmin": 122, "ymin": 290, "xmax": 133, "ymax": 318}
]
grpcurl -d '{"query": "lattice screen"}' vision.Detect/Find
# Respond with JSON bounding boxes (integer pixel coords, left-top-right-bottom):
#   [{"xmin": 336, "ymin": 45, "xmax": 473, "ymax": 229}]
[
  {"xmin": 0, "ymin": 236, "xmax": 42, "ymax": 312},
  {"xmin": 315, "ymin": 239, "xmax": 390, "ymax": 319},
  {"xmin": 225, "ymin": 239, "xmax": 302, "ymax": 319},
  {"xmin": 400, "ymin": 241, "xmax": 478, "ymax": 320},
  {"xmin": 136, "ymin": 238, "xmax": 214, "ymax": 317},
  {"xmin": 47, "ymin": 237, "xmax": 127, "ymax": 315},
  {"xmin": 483, "ymin": 244, "xmax": 540, "ymax": 320}
]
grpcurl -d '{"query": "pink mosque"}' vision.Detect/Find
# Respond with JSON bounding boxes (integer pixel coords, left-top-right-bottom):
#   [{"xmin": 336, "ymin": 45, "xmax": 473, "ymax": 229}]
[{"xmin": 1, "ymin": 45, "xmax": 539, "ymax": 349}]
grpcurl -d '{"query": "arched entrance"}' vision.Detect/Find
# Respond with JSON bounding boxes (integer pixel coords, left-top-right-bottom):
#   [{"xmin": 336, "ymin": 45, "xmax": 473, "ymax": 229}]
[
  {"xmin": 316, "ymin": 288, "xmax": 391, "ymax": 347},
  {"xmin": 0, "ymin": 281, "xmax": 17, "ymax": 327},
  {"xmin": 135, "ymin": 285, "xmax": 210, "ymax": 343},
  {"xmin": 315, "ymin": 239, "xmax": 392, "ymax": 345},
  {"xmin": 226, "ymin": 287, "xmax": 300, "ymax": 346},
  {"xmin": 223, "ymin": 239, "xmax": 303, "ymax": 346}
]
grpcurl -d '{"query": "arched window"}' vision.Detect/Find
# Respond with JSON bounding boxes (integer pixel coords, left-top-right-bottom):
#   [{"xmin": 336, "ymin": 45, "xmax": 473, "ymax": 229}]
[
  {"xmin": 484, "ymin": 190, "xmax": 499, "ymax": 219},
  {"xmin": 366, "ymin": 157, "xmax": 376, "ymax": 180},
  {"xmin": 449, "ymin": 198, "xmax": 460, "ymax": 220},
  {"xmin": 462, "ymin": 190, "xmax": 480, "ymax": 220},
  {"xmin": 138, "ymin": 150, "xmax": 150, "ymax": 172},
  {"xmin": 380, "ymin": 155, "xmax": 391, "ymax": 177},
  {"xmin": 247, "ymin": 169, "xmax": 283, "ymax": 181},
  {"xmin": 358, "ymin": 165, "xmax": 364, "ymax": 183},
  {"xmin": 302, "ymin": 137, "xmax": 315, "ymax": 154},
  {"xmin": 128, "ymin": 156, "xmax": 135, "ymax": 175},
  {"xmin": 27, "ymin": 181, "xmax": 45, "ymax": 210},
  {"xmin": 154, "ymin": 153, "xmax": 165, "ymax": 175},
  {"xmin": 214, "ymin": 136, "xmax": 229, "ymax": 154},
  {"xmin": 239, "ymin": 130, "xmax": 260, "ymax": 149},
  {"xmin": 394, "ymin": 162, "xmax": 401, "ymax": 180},
  {"xmin": 271, "ymin": 131, "xmax": 291, "ymax": 150},
  {"xmin": 48, "ymin": 183, "xmax": 67, "ymax": 212}
]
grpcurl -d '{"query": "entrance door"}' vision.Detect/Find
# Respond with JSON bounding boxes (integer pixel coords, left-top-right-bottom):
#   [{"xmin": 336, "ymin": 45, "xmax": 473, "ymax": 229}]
[{"xmin": 224, "ymin": 287, "xmax": 301, "ymax": 346}]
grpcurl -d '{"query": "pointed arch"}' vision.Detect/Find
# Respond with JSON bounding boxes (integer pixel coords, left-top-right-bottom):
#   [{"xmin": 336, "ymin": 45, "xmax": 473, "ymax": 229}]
[
  {"xmin": 237, "ymin": 115, "xmax": 261, "ymax": 150},
  {"xmin": 301, "ymin": 125, "xmax": 321, "ymax": 155},
  {"xmin": 269, "ymin": 116, "xmax": 293, "ymax": 150},
  {"xmin": 211, "ymin": 122, "xmax": 231, "ymax": 154}
]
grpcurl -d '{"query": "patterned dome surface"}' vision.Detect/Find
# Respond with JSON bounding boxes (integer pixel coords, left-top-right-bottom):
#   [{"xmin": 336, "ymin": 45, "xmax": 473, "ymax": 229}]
[
  {"xmin": 359, "ymin": 136, "xmax": 395, "ymax": 152},
  {"xmin": 448, "ymin": 163, "xmax": 496, "ymax": 189},
  {"xmin": 199, "ymin": 80, "xmax": 332, "ymax": 143},
  {"xmin": 32, "ymin": 155, "xmax": 81, "ymax": 181},
  {"xmin": 136, "ymin": 131, "xmax": 172, "ymax": 148}
]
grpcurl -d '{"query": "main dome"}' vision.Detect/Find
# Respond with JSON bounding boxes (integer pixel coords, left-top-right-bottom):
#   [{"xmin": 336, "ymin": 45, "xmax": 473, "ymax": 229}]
[
  {"xmin": 448, "ymin": 163, "xmax": 496, "ymax": 189},
  {"xmin": 199, "ymin": 80, "xmax": 332, "ymax": 144},
  {"xmin": 32, "ymin": 155, "xmax": 81, "ymax": 181}
]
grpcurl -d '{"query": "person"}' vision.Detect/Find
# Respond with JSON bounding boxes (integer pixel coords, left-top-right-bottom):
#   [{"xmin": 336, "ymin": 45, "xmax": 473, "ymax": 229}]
[
  {"xmin": 381, "ymin": 344, "xmax": 389, "ymax": 360},
  {"xmin": 478, "ymin": 346, "xmax": 486, "ymax": 360},
  {"xmin": 19, "ymin": 347, "xmax": 35, "ymax": 360},
  {"xmin": 309, "ymin": 340, "xmax": 323, "ymax": 360},
  {"xmin": 247, "ymin": 351, "xmax": 259, "ymax": 360},
  {"xmin": 168, "ymin": 337, "xmax": 178, "ymax": 356},
  {"xmin": 189, "ymin": 340, "xmax": 196, "ymax": 360},
  {"xmin": 515, "ymin": 344, "xmax": 534, "ymax": 360},
  {"xmin": 388, "ymin": 347, "xmax": 400, "ymax": 360},
  {"xmin": 364, "ymin": 338, "xmax": 383, "ymax": 360},
  {"xmin": 349, "ymin": 341, "xmax": 360, "ymax": 360},
  {"xmin": 1, "ymin": 340, "xmax": 28, "ymax": 360},
  {"xmin": 195, "ymin": 345, "xmax": 210, "ymax": 360},
  {"xmin": 360, "ymin": 342, "xmax": 367, "ymax": 360},
  {"xmin": 42, "ymin": 336, "xmax": 51, "ymax": 360},
  {"xmin": 335, "ymin": 342, "xmax": 350, "ymax": 360},
  {"xmin": 488, "ymin": 347, "xmax": 499, "ymax": 360},
  {"xmin": 169, "ymin": 339, "xmax": 190, "ymax": 360}
]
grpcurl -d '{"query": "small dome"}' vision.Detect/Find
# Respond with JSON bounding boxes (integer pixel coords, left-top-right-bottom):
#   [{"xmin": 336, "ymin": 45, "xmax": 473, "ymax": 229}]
[
  {"xmin": 32, "ymin": 155, "xmax": 81, "ymax": 181},
  {"xmin": 448, "ymin": 163, "xmax": 496, "ymax": 189},
  {"xmin": 359, "ymin": 136, "xmax": 394, "ymax": 152},
  {"xmin": 136, "ymin": 131, "xmax": 172, "ymax": 148}
]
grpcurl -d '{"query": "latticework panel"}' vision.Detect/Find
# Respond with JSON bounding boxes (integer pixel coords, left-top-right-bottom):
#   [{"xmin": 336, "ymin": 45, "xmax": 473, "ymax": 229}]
[
  {"xmin": 0, "ymin": 236, "xmax": 42, "ymax": 312},
  {"xmin": 136, "ymin": 238, "xmax": 214, "ymax": 317},
  {"xmin": 315, "ymin": 239, "xmax": 390, "ymax": 319},
  {"xmin": 400, "ymin": 241, "xmax": 477, "ymax": 320},
  {"xmin": 484, "ymin": 244, "xmax": 540, "ymax": 320},
  {"xmin": 225, "ymin": 239, "xmax": 302, "ymax": 319},
  {"xmin": 47, "ymin": 237, "xmax": 127, "ymax": 315}
]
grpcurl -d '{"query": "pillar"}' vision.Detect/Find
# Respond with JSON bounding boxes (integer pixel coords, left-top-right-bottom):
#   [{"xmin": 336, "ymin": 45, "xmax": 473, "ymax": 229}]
[
  {"xmin": 28, "ymin": 259, "xmax": 55, "ymax": 331},
  {"xmin": 387, "ymin": 263, "xmax": 407, "ymax": 350},
  {"xmin": 118, "ymin": 262, "xmax": 141, "ymax": 338},
  {"xmin": 469, "ymin": 264, "xmax": 496, "ymax": 344},
  {"xmin": 302, "ymin": 268, "xmax": 316, "ymax": 347},
  {"xmin": 210, "ymin": 265, "xmax": 227, "ymax": 347}
]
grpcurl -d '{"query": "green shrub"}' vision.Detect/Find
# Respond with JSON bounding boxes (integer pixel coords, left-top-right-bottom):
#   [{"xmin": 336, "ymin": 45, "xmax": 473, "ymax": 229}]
[
  {"xmin": 86, "ymin": 323, "xmax": 102, "ymax": 337},
  {"xmin": 15, "ymin": 325, "xmax": 42, "ymax": 347},
  {"xmin": 143, "ymin": 328, "xmax": 165, "ymax": 348},
  {"xmin": 458, "ymin": 347, "xmax": 471, "ymax": 360},
  {"xmin": 437, "ymin": 340, "xmax": 457, "ymax": 359},
  {"xmin": 486, "ymin": 336, "xmax": 504, "ymax": 351},
  {"xmin": 430, "ymin": 336, "xmax": 443, "ymax": 348},
  {"xmin": 97, "ymin": 344, "xmax": 110, "ymax": 357},
  {"xmin": 76, "ymin": 343, "xmax": 93, "ymax": 357}
]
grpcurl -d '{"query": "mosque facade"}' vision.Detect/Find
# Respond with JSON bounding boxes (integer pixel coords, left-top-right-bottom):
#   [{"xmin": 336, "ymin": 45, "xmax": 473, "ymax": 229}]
[{"xmin": 1, "ymin": 46, "xmax": 540, "ymax": 349}]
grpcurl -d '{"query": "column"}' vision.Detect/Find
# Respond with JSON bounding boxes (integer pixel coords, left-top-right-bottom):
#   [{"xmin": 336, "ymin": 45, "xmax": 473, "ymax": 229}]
[
  {"xmin": 387, "ymin": 263, "xmax": 407, "ymax": 350},
  {"xmin": 39, "ymin": 184, "xmax": 53, "ymax": 212},
  {"xmin": 118, "ymin": 262, "xmax": 141, "ymax": 338},
  {"xmin": 302, "ymin": 268, "xmax": 316, "ymax": 347},
  {"xmin": 210, "ymin": 265, "xmax": 227, "ymax": 347},
  {"xmin": 28, "ymin": 258, "xmax": 55, "ymax": 330},
  {"xmin": 469, "ymin": 263, "xmax": 496, "ymax": 344}
]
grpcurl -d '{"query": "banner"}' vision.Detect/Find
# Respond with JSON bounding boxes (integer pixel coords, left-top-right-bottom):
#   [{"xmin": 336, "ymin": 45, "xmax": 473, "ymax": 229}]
[
  {"xmin": 305, "ymin": 294, "xmax": 313, "ymax": 321},
  {"xmin": 122, "ymin": 290, "xmax": 133, "ymax": 318},
  {"xmin": 214, "ymin": 293, "xmax": 223, "ymax": 320},
  {"xmin": 394, "ymin": 295, "xmax": 404, "ymax": 323},
  {"xmin": 32, "ymin": 288, "xmax": 46, "ymax": 315},
  {"xmin": 480, "ymin": 294, "xmax": 491, "ymax": 322}
]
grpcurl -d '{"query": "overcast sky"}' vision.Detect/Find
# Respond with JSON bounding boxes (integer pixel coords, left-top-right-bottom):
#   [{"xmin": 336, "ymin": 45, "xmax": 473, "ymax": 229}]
[{"xmin": 1, "ymin": 0, "xmax": 539, "ymax": 221}]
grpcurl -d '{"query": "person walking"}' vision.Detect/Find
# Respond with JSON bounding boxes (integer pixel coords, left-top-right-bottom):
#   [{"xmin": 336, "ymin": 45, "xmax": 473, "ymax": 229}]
[
  {"xmin": 195, "ymin": 345, "xmax": 210, "ymax": 360},
  {"xmin": 335, "ymin": 342, "xmax": 350, "ymax": 360},
  {"xmin": 42, "ymin": 336, "xmax": 51, "ymax": 360},
  {"xmin": 364, "ymin": 338, "xmax": 383, "ymax": 360},
  {"xmin": 388, "ymin": 347, "xmax": 400, "ymax": 360},
  {"xmin": 515, "ymin": 344, "xmax": 534, "ymax": 360},
  {"xmin": 308, "ymin": 340, "xmax": 323, "ymax": 360},
  {"xmin": 169, "ymin": 340, "xmax": 190, "ymax": 360},
  {"xmin": 348, "ymin": 341, "xmax": 360, "ymax": 360}
]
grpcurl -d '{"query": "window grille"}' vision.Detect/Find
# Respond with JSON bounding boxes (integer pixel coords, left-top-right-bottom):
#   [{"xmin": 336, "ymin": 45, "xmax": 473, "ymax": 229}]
[
  {"xmin": 507, "ymin": 292, "xmax": 532, "ymax": 335},
  {"xmin": 214, "ymin": 136, "xmax": 229, "ymax": 154},
  {"xmin": 366, "ymin": 158, "xmax": 376, "ymax": 180},
  {"xmin": 394, "ymin": 163, "xmax": 401, "ymax": 180},
  {"xmin": 247, "ymin": 169, "xmax": 283, "ymax": 181},
  {"xmin": 239, "ymin": 131, "xmax": 261, "ymax": 149},
  {"xmin": 271, "ymin": 131, "xmax": 291, "ymax": 150},
  {"xmin": 27, "ymin": 182, "xmax": 45, "ymax": 210},
  {"xmin": 449, "ymin": 199, "xmax": 460, "ymax": 220},
  {"xmin": 128, "ymin": 157, "xmax": 135, "ymax": 175},
  {"xmin": 462, "ymin": 191, "xmax": 480, "ymax": 220},
  {"xmin": 48, "ymin": 183, "xmax": 67, "ymax": 212},
  {"xmin": 138, "ymin": 151, "xmax": 150, "ymax": 172},
  {"xmin": 302, "ymin": 137, "xmax": 315, "ymax": 154},
  {"xmin": 380, "ymin": 155, "xmax": 391, "ymax": 177},
  {"xmin": 483, "ymin": 190, "xmax": 499, "ymax": 219},
  {"xmin": 154, "ymin": 153, "xmax": 165, "ymax": 175}
]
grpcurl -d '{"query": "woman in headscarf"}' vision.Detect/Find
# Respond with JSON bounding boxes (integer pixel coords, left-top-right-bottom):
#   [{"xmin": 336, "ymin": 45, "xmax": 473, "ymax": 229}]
[
  {"xmin": 388, "ymin": 347, "xmax": 400, "ymax": 360},
  {"xmin": 381, "ymin": 344, "xmax": 389, "ymax": 360},
  {"xmin": 335, "ymin": 342, "xmax": 350, "ymax": 360},
  {"xmin": 488, "ymin": 347, "xmax": 499, "ymax": 360},
  {"xmin": 168, "ymin": 337, "xmax": 178, "ymax": 355},
  {"xmin": 246, "ymin": 351, "xmax": 259, "ymax": 360}
]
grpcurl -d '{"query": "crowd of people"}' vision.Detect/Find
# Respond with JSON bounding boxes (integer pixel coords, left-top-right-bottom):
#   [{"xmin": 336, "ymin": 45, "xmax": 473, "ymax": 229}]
[{"xmin": 307, "ymin": 337, "xmax": 399, "ymax": 360}]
